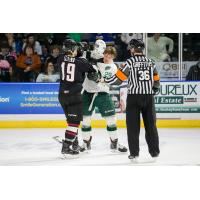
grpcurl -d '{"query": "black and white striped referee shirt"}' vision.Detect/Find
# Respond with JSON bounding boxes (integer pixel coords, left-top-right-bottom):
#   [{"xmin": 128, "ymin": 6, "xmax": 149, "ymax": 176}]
[
  {"xmin": 186, "ymin": 63, "xmax": 200, "ymax": 81},
  {"xmin": 105, "ymin": 54, "xmax": 160, "ymax": 95}
]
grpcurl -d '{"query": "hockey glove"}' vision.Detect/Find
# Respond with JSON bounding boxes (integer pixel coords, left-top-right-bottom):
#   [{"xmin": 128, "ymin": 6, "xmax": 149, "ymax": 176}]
[
  {"xmin": 87, "ymin": 71, "xmax": 101, "ymax": 83},
  {"xmin": 152, "ymin": 86, "xmax": 159, "ymax": 95}
]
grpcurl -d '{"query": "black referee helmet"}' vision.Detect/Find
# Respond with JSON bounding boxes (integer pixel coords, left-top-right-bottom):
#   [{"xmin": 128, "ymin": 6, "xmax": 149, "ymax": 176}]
[{"xmin": 128, "ymin": 39, "xmax": 145, "ymax": 51}]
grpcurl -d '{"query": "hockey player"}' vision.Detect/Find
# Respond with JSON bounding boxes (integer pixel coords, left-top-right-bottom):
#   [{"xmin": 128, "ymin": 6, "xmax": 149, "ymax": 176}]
[
  {"xmin": 80, "ymin": 40, "xmax": 127, "ymax": 153},
  {"xmin": 105, "ymin": 39, "xmax": 160, "ymax": 162},
  {"xmin": 57, "ymin": 39, "xmax": 96, "ymax": 156}
]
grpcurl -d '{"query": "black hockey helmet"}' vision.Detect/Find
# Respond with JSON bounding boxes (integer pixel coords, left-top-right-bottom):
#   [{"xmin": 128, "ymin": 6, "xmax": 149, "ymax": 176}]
[
  {"xmin": 77, "ymin": 42, "xmax": 84, "ymax": 57},
  {"xmin": 63, "ymin": 39, "xmax": 77, "ymax": 52},
  {"xmin": 128, "ymin": 39, "xmax": 145, "ymax": 50},
  {"xmin": 77, "ymin": 41, "xmax": 90, "ymax": 57}
]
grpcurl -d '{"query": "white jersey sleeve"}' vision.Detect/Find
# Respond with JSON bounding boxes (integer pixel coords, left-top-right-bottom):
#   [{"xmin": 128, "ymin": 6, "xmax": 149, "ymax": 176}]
[{"xmin": 83, "ymin": 62, "xmax": 117, "ymax": 93}]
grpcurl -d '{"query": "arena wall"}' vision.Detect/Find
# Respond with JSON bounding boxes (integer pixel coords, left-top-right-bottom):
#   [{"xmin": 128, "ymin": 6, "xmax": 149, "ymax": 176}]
[{"xmin": 0, "ymin": 82, "xmax": 200, "ymax": 128}]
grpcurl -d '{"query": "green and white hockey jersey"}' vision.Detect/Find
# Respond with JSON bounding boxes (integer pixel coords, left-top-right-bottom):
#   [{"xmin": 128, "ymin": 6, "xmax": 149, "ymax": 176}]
[{"xmin": 83, "ymin": 62, "xmax": 117, "ymax": 93}]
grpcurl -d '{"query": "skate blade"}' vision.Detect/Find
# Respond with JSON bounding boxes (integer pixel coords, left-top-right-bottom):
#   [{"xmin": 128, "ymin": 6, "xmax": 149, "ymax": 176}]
[
  {"xmin": 110, "ymin": 149, "xmax": 118, "ymax": 153},
  {"xmin": 80, "ymin": 149, "xmax": 91, "ymax": 154},
  {"xmin": 52, "ymin": 136, "xmax": 62, "ymax": 144},
  {"xmin": 80, "ymin": 146, "xmax": 91, "ymax": 153},
  {"xmin": 130, "ymin": 158, "xmax": 158, "ymax": 164},
  {"xmin": 129, "ymin": 157, "xmax": 139, "ymax": 164},
  {"xmin": 151, "ymin": 157, "xmax": 158, "ymax": 163},
  {"xmin": 130, "ymin": 159, "xmax": 139, "ymax": 164},
  {"xmin": 111, "ymin": 149, "xmax": 127, "ymax": 154},
  {"xmin": 62, "ymin": 154, "xmax": 79, "ymax": 159}
]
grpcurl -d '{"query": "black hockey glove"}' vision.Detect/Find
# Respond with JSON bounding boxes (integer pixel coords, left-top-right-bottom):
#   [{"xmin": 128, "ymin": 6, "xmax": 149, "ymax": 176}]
[
  {"xmin": 152, "ymin": 86, "xmax": 159, "ymax": 95},
  {"xmin": 87, "ymin": 71, "xmax": 101, "ymax": 83}
]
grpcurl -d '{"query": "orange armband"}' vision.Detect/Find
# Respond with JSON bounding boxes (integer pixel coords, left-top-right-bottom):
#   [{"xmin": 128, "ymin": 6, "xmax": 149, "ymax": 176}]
[
  {"xmin": 116, "ymin": 69, "xmax": 128, "ymax": 81},
  {"xmin": 153, "ymin": 74, "xmax": 160, "ymax": 81}
]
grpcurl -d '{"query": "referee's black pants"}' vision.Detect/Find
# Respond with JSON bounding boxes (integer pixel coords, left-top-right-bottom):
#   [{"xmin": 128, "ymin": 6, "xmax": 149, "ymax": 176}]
[{"xmin": 126, "ymin": 94, "xmax": 160, "ymax": 157}]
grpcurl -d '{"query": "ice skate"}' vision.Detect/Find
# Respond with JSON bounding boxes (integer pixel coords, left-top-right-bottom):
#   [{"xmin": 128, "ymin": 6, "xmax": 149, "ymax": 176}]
[
  {"xmin": 151, "ymin": 152, "xmax": 159, "ymax": 162},
  {"xmin": 128, "ymin": 155, "xmax": 139, "ymax": 163},
  {"xmin": 80, "ymin": 136, "xmax": 92, "ymax": 152},
  {"xmin": 72, "ymin": 137, "xmax": 80, "ymax": 152},
  {"xmin": 61, "ymin": 140, "xmax": 79, "ymax": 158},
  {"xmin": 110, "ymin": 138, "xmax": 127, "ymax": 153}
]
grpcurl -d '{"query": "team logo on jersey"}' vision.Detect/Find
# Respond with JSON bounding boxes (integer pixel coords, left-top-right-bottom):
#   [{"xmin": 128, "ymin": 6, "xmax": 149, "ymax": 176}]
[{"xmin": 103, "ymin": 66, "xmax": 113, "ymax": 79}]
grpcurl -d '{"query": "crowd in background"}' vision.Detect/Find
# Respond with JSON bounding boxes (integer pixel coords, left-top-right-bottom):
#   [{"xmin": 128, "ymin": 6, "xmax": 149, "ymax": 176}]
[{"xmin": 0, "ymin": 33, "xmax": 200, "ymax": 82}]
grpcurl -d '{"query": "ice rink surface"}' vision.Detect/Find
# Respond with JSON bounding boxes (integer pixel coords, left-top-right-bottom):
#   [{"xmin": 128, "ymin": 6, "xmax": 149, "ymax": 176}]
[{"xmin": 0, "ymin": 128, "xmax": 200, "ymax": 166}]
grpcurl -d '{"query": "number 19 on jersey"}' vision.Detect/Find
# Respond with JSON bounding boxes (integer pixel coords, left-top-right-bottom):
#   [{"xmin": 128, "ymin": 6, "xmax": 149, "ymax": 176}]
[{"xmin": 61, "ymin": 62, "xmax": 76, "ymax": 82}]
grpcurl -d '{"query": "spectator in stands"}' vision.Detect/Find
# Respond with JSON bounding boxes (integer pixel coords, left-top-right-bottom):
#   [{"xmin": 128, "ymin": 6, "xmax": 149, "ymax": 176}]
[
  {"xmin": 121, "ymin": 33, "xmax": 143, "ymax": 45},
  {"xmin": 147, "ymin": 33, "xmax": 174, "ymax": 62},
  {"xmin": 1, "ymin": 34, "xmax": 17, "ymax": 59},
  {"xmin": 81, "ymin": 33, "xmax": 92, "ymax": 43},
  {"xmin": 52, "ymin": 33, "xmax": 68, "ymax": 46},
  {"xmin": 37, "ymin": 33, "xmax": 54, "ymax": 48},
  {"xmin": 5, "ymin": 33, "xmax": 16, "ymax": 53},
  {"xmin": 36, "ymin": 61, "xmax": 59, "ymax": 82},
  {"xmin": 120, "ymin": 33, "xmax": 143, "ymax": 60},
  {"xmin": 16, "ymin": 45, "xmax": 41, "ymax": 82},
  {"xmin": 40, "ymin": 44, "xmax": 50, "ymax": 73},
  {"xmin": 88, "ymin": 34, "xmax": 115, "ymax": 46},
  {"xmin": 0, "ymin": 59, "xmax": 10, "ymax": 82},
  {"xmin": 0, "ymin": 41, "xmax": 16, "ymax": 82},
  {"xmin": 22, "ymin": 34, "xmax": 42, "ymax": 55},
  {"xmin": 112, "ymin": 33, "xmax": 125, "ymax": 61},
  {"xmin": 40, "ymin": 44, "xmax": 50, "ymax": 65},
  {"xmin": 186, "ymin": 59, "xmax": 200, "ymax": 81},
  {"xmin": 46, "ymin": 45, "xmax": 60, "ymax": 72},
  {"xmin": 13, "ymin": 34, "xmax": 23, "ymax": 55}
]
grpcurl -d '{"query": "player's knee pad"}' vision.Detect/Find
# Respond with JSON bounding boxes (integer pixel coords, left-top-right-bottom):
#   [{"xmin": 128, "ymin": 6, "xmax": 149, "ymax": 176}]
[
  {"xmin": 67, "ymin": 120, "xmax": 80, "ymax": 130},
  {"xmin": 65, "ymin": 120, "xmax": 80, "ymax": 142},
  {"xmin": 82, "ymin": 116, "xmax": 92, "ymax": 131},
  {"xmin": 105, "ymin": 116, "xmax": 118, "ymax": 140},
  {"xmin": 105, "ymin": 115, "xmax": 117, "ymax": 129},
  {"xmin": 82, "ymin": 131, "xmax": 91, "ymax": 141},
  {"xmin": 81, "ymin": 116, "xmax": 92, "ymax": 141}
]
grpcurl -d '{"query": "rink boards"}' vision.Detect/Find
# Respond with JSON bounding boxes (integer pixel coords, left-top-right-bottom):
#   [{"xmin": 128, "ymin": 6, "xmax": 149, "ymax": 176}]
[
  {"xmin": 0, "ymin": 82, "xmax": 200, "ymax": 128},
  {"xmin": 0, "ymin": 114, "xmax": 200, "ymax": 128}
]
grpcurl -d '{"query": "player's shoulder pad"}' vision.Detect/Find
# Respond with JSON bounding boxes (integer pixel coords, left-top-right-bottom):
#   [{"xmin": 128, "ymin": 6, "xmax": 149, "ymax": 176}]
[
  {"xmin": 90, "ymin": 57, "xmax": 103, "ymax": 65},
  {"xmin": 114, "ymin": 62, "xmax": 119, "ymax": 68},
  {"xmin": 76, "ymin": 57, "xmax": 89, "ymax": 64}
]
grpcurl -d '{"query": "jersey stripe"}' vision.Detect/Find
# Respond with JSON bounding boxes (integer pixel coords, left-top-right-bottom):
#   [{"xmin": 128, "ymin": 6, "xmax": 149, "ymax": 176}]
[{"xmin": 127, "ymin": 55, "xmax": 156, "ymax": 95}]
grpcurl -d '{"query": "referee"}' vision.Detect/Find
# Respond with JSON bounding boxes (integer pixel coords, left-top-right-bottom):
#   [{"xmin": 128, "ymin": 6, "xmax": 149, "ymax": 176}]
[{"xmin": 105, "ymin": 39, "xmax": 160, "ymax": 161}]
